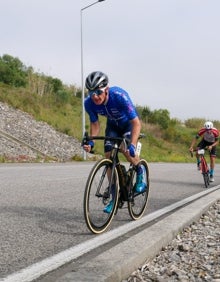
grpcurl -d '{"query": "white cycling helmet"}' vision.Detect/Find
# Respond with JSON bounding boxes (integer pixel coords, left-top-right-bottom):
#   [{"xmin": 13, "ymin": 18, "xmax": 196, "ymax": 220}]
[{"xmin": 204, "ymin": 121, "xmax": 213, "ymax": 130}]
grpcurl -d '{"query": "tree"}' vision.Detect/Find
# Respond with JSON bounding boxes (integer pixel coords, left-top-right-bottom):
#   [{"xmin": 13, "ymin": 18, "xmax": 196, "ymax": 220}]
[
  {"xmin": 50, "ymin": 78, "xmax": 63, "ymax": 93},
  {"xmin": 149, "ymin": 109, "xmax": 170, "ymax": 129},
  {"xmin": 141, "ymin": 106, "xmax": 151, "ymax": 123},
  {"xmin": 0, "ymin": 54, "xmax": 27, "ymax": 87}
]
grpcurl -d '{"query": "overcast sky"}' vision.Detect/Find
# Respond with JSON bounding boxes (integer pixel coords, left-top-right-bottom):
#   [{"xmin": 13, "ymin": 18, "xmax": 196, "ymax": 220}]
[{"xmin": 1, "ymin": 0, "xmax": 220, "ymax": 122}]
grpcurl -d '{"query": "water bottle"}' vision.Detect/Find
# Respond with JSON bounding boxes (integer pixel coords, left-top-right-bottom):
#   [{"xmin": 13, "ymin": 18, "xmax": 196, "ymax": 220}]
[
  {"xmin": 117, "ymin": 164, "xmax": 127, "ymax": 187},
  {"xmin": 120, "ymin": 164, "xmax": 127, "ymax": 186},
  {"xmin": 117, "ymin": 164, "xmax": 128, "ymax": 201}
]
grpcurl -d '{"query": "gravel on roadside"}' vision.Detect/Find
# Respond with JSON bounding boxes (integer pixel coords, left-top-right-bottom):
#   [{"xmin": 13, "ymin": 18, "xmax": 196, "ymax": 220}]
[{"xmin": 125, "ymin": 200, "xmax": 220, "ymax": 282}]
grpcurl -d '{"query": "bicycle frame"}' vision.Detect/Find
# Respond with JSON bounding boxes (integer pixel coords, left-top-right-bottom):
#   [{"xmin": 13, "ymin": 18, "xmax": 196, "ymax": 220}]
[
  {"xmin": 191, "ymin": 148, "xmax": 210, "ymax": 188},
  {"xmin": 197, "ymin": 149, "xmax": 209, "ymax": 174},
  {"xmin": 85, "ymin": 133, "xmax": 141, "ymax": 199},
  {"xmin": 95, "ymin": 136, "xmax": 131, "ymax": 203}
]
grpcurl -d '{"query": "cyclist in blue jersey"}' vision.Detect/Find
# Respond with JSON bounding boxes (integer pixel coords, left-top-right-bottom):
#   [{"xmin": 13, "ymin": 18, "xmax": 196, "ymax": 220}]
[{"xmin": 83, "ymin": 71, "xmax": 146, "ymax": 213}]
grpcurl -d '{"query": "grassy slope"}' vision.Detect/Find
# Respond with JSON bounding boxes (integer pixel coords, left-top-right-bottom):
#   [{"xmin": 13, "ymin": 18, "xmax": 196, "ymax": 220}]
[{"xmin": 0, "ymin": 83, "xmax": 218, "ymax": 163}]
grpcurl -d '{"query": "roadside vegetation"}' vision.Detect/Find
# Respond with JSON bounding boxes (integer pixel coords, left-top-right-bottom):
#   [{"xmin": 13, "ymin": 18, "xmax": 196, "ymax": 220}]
[{"xmin": 0, "ymin": 54, "xmax": 219, "ymax": 163}]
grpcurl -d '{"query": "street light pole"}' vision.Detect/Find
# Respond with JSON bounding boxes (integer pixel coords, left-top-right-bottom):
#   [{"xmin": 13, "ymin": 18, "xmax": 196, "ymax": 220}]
[{"xmin": 80, "ymin": 0, "xmax": 105, "ymax": 160}]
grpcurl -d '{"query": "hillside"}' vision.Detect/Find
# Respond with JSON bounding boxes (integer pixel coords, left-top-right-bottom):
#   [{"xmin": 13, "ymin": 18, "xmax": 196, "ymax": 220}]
[
  {"xmin": 0, "ymin": 54, "xmax": 219, "ymax": 163},
  {"xmin": 0, "ymin": 100, "xmax": 195, "ymax": 163},
  {"xmin": 0, "ymin": 96, "xmax": 219, "ymax": 163},
  {"xmin": 0, "ymin": 102, "xmax": 83, "ymax": 162}
]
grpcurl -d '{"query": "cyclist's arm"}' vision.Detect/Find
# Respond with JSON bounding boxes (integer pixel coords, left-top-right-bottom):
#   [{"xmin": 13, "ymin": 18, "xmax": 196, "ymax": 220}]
[
  {"xmin": 130, "ymin": 117, "xmax": 141, "ymax": 147},
  {"xmin": 189, "ymin": 134, "xmax": 200, "ymax": 151},
  {"xmin": 209, "ymin": 137, "xmax": 219, "ymax": 150},
  {"xmin": 90, "ymin": 121, "xmax": 100, "ymax": 137},
  {"xmin": 123, "ymin": 117, "xmax": 141, "ymax": 165},
  {"xmin": 83, "ymin": 121, "xmax": 100, "ymax": 152},
  {"xmin": 189, "ymin": 139, "xmax": 196, "ymax": 151}
]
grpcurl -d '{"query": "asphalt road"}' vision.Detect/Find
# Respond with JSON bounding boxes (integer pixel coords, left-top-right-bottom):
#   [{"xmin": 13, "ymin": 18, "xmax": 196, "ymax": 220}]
[{"xmin": 0, "ymin": 162, "xmax": 219, "ymax": 279}]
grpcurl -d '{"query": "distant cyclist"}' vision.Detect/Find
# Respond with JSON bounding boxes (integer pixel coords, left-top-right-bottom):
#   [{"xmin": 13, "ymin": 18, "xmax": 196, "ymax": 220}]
[
  {"xmin": 83, "ymin": 71, "xmax": 147, "ymax": 213},
  {"xmin": 189, "ymin": 121, "xmax": 219, "ymax": 182}
]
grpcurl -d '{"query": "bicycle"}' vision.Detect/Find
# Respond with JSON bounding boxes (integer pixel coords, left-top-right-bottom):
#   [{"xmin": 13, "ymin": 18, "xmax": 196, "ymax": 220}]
[
  {"xmin": 190, "ymin": 148, "xmax": 210, "ymax": 188},
  {"xmin": 82, "ymin": 132, "xmax": 150, "ymax": 234}
]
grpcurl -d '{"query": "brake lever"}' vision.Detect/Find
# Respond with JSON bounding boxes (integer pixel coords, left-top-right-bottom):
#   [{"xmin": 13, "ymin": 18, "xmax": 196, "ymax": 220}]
[{"xmin": 81, "ymin": 131, "xmax": 89, "ymax": 146}]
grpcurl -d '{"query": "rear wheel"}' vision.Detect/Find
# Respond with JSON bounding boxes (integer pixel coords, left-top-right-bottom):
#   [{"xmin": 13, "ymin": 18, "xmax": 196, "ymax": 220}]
[
  {"xmin": 128, "ymin": 159, "xmax": 150, "ymax": 220},
  {"xmin": 83, "ymin": 158, "xmax": 119, "ymax": 234}
]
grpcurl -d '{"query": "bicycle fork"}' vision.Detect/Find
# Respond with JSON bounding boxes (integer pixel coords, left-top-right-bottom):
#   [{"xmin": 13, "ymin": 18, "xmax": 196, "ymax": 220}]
[{"xmin": 95, "ymin": 162, "xmax": 117, "ymax": 198}]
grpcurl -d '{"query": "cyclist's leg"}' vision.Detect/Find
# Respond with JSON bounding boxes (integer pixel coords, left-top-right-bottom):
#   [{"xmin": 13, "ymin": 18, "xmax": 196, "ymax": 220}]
[
  {"xmin": 122, "ymin": 132, "xmax": 146, "ymax": 193},
  {"xmin": 209, "ymin": 146, "xmax": 216, "ymax": 181},
  {"xmin": 104, "ymin": 121, "xmax": 121, "ymax": 158}
]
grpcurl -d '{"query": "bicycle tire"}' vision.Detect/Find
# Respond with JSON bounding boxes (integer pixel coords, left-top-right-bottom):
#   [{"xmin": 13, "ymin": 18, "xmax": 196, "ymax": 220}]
[
  {"xmin": 201, "ymin": 156, "xmax": 210, "ymax": 188},
  {"xmin": 128, "ymin": 159, "xmax": 150, "ymax": 220},
  {"xmin": 203, "ymin": 173, "xmax": 210, "ymax": 188},
  {"xmin": 83, "ymin": 158, "xmax": 119, "ymax": 234}
]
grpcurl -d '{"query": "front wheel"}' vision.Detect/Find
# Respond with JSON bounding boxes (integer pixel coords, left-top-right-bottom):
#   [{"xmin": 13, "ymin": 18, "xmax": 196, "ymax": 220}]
[
  {"xmin": 203, "ymin": 173, "xmax": 210, "ymax": 188},
  {"xmin": 83, "ymin": 158, "xmax": 119, "ymax": 234},
  {"xmin": 128, "ymin": 159, "xmax": 150, "ymax": 220},
  {"xmin": 200, "ymin": 156, "xmax": 210, "ymax": 188}
]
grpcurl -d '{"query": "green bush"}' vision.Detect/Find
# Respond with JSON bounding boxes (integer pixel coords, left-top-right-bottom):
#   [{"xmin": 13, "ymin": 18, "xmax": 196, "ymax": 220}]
[{"xmin": 0, "ymin": 54, "xmax": 27, "ymax": 87}]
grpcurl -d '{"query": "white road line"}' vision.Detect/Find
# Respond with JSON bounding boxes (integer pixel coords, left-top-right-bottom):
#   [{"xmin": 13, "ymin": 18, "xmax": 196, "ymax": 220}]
[{"xmin": 1, "ymin": 185, "xmax": 219, "ymax": 282}]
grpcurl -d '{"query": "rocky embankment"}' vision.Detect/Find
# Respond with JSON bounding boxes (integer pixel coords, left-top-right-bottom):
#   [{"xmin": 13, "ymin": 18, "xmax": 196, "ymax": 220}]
[
  {"xmin": 127, "ymin": 200, "xmax": 220, "ymax": 282},
  {"xmin": 0, "ymin": 102, "xmax": 83, "ymax": 162}
]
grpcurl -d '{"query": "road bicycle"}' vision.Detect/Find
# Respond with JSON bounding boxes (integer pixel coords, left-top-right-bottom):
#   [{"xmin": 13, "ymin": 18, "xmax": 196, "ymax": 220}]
[
  {"xmin": 82, "ymin": 133, "xmax": 150, "ymax": 234},
  {"xmin": 190, "ymin": 148, "xmax": 210, "ymax": 188}
]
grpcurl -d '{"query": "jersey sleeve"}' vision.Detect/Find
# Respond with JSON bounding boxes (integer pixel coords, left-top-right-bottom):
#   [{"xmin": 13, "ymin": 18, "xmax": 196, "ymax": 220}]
[
  {"xmin": 84, "ymin": 98, "xmax": 98, "ymax": 123},
  {"xmin": 213, "ymin": 128, "xmax": 220, "ymax": 139},
  {"xmin": 197, "ymin": 128, "xmax": 206, "ymax": 138}
]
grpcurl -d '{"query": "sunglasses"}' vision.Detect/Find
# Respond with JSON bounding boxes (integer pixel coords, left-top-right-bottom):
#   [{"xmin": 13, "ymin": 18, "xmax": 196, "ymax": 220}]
[{"xmin": 89, "ymin": 87, "xmax": 106, "ymax": 97}]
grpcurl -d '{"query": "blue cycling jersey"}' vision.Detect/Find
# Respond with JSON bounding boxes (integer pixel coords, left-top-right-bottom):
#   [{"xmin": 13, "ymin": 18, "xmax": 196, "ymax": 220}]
[{"xmin": 84, "ymin": 86, "xmax": 138, "ymax": 130}]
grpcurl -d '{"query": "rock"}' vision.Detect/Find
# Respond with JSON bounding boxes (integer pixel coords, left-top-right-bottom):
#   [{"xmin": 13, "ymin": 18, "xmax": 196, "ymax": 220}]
[
  {"xmin": 0, "ymin": 102, "xmax": 83, "ymax": 162},
  {"xmin": 126, "ymin": 200, "xmax": 220, "ymax": 282}
]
